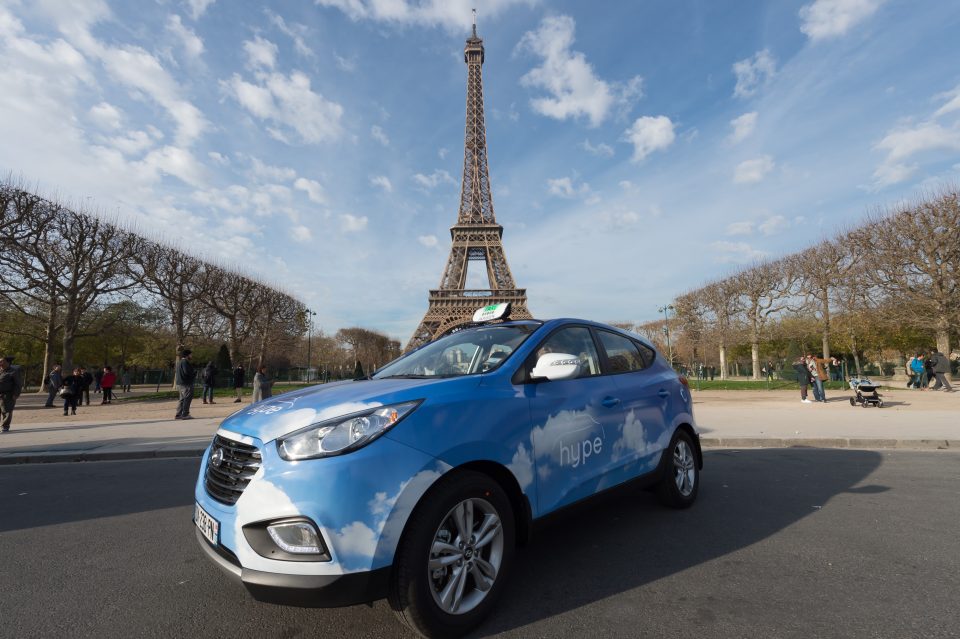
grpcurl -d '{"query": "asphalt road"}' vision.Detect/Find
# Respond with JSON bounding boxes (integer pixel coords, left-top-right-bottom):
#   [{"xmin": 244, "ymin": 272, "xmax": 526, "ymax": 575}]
[{"xmin": 1, "ymin": 450, "xmax": 958, "ymax": 638}]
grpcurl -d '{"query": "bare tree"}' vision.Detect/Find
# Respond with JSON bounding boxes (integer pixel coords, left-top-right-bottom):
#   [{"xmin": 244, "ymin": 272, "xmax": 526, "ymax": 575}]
[
  {"xmin": 699, "ymin": 279, "xmax": 742, "ymax": 379},
  {"xmin": 786, "ymin": 238, "xmax": 855, "ymax": 359},
  {"xmin": 734, "ymin": 260, "xmax": 796, "ymax": 380},
  {"xmin": 199, "ymin": 267, "xmax": 261, "ymax": 367}
]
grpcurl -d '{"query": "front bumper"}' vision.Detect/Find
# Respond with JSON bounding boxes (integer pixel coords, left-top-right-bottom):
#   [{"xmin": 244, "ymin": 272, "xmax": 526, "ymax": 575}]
[{"xmin": 195, "ymin": 528, "xmax": 390, "ymax": 607}]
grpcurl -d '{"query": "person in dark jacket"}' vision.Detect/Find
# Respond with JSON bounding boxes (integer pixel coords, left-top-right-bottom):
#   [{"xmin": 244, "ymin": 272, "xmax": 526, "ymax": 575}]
[
  {"xmin": 0, "ymin": 355, "xmax": 23, "ymax": 433},
  {"xmin": 792, "ymin": 357, "xmax": 813, "ymax": 403},
  {"xmin": 44, "ymin": 363, "xmax": 63, "ymax": 408},
  {"xmin": 61, "ymin": 367, "xmax": 84, "ymax": 416},
  {"xmin": 80, "ymin": 367, "xmax": 93, "ymax": 405},
  {"xmin": 175, "ymin": 349, "xmax": 197, "ymax": 419},
  {"xmin": 202, "ymin": 362, "xmax": 217, "ymax": 404},
  {"xmin": 232, "ymin": 364, "xmax": 245, "ymax": 403},
  {"xmin": 928, "ymin": 350, "xmax": 954, "ymax": 391}
]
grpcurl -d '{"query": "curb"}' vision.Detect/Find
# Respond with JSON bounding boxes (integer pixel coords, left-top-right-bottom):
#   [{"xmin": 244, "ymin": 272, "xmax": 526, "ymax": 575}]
[
  {"xmin": 0, "ymin": 447, "xmax": 205, "ymax": 465},
  {"xmin": 700, "ymin": 438, "xmax": 957, "ymax": 450},
  {"xmin": 2, "ymin": 439, "xmax": 958, "ymax": 465}
]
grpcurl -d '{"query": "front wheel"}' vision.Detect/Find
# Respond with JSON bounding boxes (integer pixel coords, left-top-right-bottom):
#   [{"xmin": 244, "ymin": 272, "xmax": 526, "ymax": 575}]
[
  {"xmin": 389, "ymin": 471, "xmax": 515, "ymax": 638},
  {"xmin": 656, "ymin": 430, "xmax": 699, "ymax": 508}
]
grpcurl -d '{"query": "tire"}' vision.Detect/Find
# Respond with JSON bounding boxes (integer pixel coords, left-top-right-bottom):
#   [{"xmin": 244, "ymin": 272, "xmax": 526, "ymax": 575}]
[
  {"xmin": 389, "ymin": 471, "xmax": 515, "ymax": 638},
  {"xmin": 656, "ymin": 430, "xmax": 699, "ymax": 509},
  {"xmin": 849, "ymin": 397, "xmax": 856, "ymax": 406},
  {"xmin": 877, "ymin": 399, "xmax": 884, "ymax": 408}
]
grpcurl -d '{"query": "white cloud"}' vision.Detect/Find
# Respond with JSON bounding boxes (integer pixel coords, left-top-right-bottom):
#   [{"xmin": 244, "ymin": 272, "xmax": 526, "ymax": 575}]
[
  {"xmin": 294, "ymin": 177, "xmax": 326, "ymax": 203},
  {"xmin": 140, "ymin": 145, "xmax": 207, "ymax": 187},
  {"xmin": 758, "ymin": 214, "xmax": 788, "ymax": 235},
  {"xmin": 266, "ymin": 9, "xmax": 314, "ymax": 57},
  {"xmin": 516, "ymin": 16, "xmax": 618, "ymax": 127},
  {"xmin": 934, "ymin": 84, "xmax": 960, "ymax": 119},
  {"xmin": 418, "ymin": 234, "xmax": 438, "ymax": 247},
  {"xmin": 546, "ymin": 176, "xmax": 590, "ymax": 199},
  {"xmin": 334, "ymin": 53, "xmax": 356, "ymax": 72},
  {"xmin": 371, "ymin": 125, "xmax": 389, "ymax": 146},
  {"xmin": 733, "ymin": 50, "xmax": 776, "ymax": 99},
  {"xmin": 624, "ymin": 115, "xmax": 675, "ymax": 162},
  {"xmin": 712, "ymin": 240, "xmax": 769, "ymax": 263},
  {"xmin": 582, "ymin": 139, "xmax": 614, "ymax": 157},
  {"xmin": 799, "ymin": 0, "xmax": 885, "ymax": 41},
  {"xmin": 207, "ymin": 151, "xmax": 229, "ymax": 165},
  {"xmin": 340, "ymin": 213, "xmax": 368, "ymax": 232},
  {"xmin": 734, "ymin": 155, "xmax": 775, "ymax": 184},
  {"xmin": 726, "ymin": 221, "xmax": 754, "ymax": 235},
  {"xmin": 185, "ymin": 0, "xmax": 216, "ymax": 20},
  {"xmin": 314, "ymin": 0, "xmax": 533, "ymax": 32},
  {"xmin": 437, "ymin": 147, "xmax": 448, "ymax": 159},
  {"xmin": 88, "ymin": 102, "xmax": 122, "ymax": 130},
  {"xmin": 412, "ymin": 169, "xmax": 454, "ymax": 190},
  {"xmin": 244, "ymin": 36, "xmax": 278, "ymax": 70},
  {"xmin": 107, "ymin": 129, "xmax": 156, "ymax": 155},
  {"xmin": 729, "ymin": 111, "xmax": 758, "ymax": 144},
  {"xmin": 249, "ymin": 156, "xmax": 296, "ymax": 181},
  {"xmin": 167, "ymin": 15, "xmax": 204, "ymax": 59},
  {"xmin": 223, "ymin": 70, "xmax": 344, "ymax": 144},
  {"xmin": 291, "ymin": 224, "xmax": 313, "ymax": 242},
  {"xmin": 871, "ymin": 121, "xmax": 960, "ymax": 187},
  {"xmin": 596, "ymin": 210, "xmax": 640, "ymax": 230},
  {"xmin": 370, "ymin": 175, "xmax": 393, "ymax": 192}
]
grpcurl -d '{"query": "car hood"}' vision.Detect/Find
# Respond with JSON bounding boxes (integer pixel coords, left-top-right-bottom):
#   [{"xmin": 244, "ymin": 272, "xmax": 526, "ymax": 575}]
[{"xmin": 216, "ymin": 377, "xmax": 475, "ymax": 443}]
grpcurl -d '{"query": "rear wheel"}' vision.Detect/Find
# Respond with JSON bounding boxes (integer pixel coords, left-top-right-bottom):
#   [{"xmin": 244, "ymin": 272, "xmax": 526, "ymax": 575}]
[
  {"xmin": 389, "ymin": 471, "xmax": 515, "ymax": 638},
  {"xmin": 849, "ymin": 397, "xmax": 856, "ymax": 406},
  {"xmin": 656, "ymin": 430, "xmax": 699, "ymax": 508}
]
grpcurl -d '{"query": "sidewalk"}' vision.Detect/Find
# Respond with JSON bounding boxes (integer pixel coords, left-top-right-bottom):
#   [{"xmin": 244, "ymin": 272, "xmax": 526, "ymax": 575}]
[{"xmin": 0, "ymin": 385, "xmax": 957, "ymax": 464}]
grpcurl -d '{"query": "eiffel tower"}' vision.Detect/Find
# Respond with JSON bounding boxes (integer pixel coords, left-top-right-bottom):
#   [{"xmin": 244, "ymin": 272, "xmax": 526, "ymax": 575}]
[{"xmin": 406, "ymin": 17, "xmax": 532, "ymax": 350}]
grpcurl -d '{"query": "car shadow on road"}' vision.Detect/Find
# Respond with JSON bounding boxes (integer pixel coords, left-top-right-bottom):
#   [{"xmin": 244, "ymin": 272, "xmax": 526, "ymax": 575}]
[{"xmin": 471, "ymin": 448, "xmax": 884, "ymax": 637}]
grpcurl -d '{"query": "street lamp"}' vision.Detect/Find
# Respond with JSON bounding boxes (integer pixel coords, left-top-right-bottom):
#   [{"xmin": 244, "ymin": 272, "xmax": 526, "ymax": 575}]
[
  {"xmin": 658, "ymin": 304, "xmax": 674, "ymax": 368},
  {"xmin": 306, "ymin": 309, "xmax": 317, "ymax": 382}
]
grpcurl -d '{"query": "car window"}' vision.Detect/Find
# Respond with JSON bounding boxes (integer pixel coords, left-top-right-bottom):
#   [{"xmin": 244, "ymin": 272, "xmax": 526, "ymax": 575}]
[
  {"xmin": 636, "ymin": 342, "xmax": 656, "ymax": 368},
  {"xmin": 597, "ymin": 330, "xmax": 646, "ymax": 373},
  {"xmin": 373, "ymin": 324, "xmax": 534, "ymax": 378},
  {"xmin": 532, "ymin": 326, "xmax": 600, "ymax": 379}
]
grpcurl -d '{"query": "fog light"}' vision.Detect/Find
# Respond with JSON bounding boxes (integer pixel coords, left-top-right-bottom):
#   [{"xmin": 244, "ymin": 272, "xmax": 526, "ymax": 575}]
[{"xmin": 267, "ymin": 522, "xmax": 322, "ymax": 554}]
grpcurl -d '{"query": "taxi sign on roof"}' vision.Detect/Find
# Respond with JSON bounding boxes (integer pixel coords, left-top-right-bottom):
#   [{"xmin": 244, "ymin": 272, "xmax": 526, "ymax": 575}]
[{"xmin": 472, "ymin": 302, "xmax": 511, "ymax": 323}]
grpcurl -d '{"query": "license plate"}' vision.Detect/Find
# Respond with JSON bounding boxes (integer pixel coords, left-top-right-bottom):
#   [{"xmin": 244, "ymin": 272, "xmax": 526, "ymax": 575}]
[{"xmin": 194, "ymin": 502, "xmax": 220, "ymax": 545}]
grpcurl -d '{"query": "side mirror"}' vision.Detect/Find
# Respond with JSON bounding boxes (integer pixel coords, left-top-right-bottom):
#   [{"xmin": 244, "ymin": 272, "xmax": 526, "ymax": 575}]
[{"xmin": 531, "ymin": 353, "xmax": 581, "ymax": 381}]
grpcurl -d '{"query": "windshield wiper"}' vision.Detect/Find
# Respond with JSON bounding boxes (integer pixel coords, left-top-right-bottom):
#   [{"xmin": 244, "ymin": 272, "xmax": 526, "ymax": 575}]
[{"xmin": 379, "ymin": 374, "xmax": 431, "ymax": 379}]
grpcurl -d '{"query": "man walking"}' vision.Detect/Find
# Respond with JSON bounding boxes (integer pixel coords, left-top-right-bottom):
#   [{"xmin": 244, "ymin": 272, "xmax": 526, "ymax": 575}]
[
  {"xmin": 806, "ymin": 354, "xmax": 827, "ymax": 402},
  {"xmin": 928, "ymin": 350, "xmax": 954, "ymax": 392},
  {"xmin": 793, "ymin": 357, "xmax": 813, "ymax": 403},
  {"xmin": 202, "ymin": 361, "xmax": 217, "ymax": 404},
  {"xmin": 175, "ymin": 349, "xmax": 197, "ymax": 420},
  {"xmin": 80, "ymin": 367, "xmax": 93, "ymax": 405},
  {"xmin": 0, "ymin": 355, "xmax": 23, "ymax": 433},
  {"xmin": 44, "ymin": 363, "xmax": 63, "ymax": 408}
]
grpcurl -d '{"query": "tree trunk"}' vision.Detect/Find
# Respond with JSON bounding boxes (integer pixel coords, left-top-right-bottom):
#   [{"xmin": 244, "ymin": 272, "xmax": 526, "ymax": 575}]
[
  {"xmin": 935, "ymin": 317, "xmax": 950, "ymax": 356},
  {"xmin": 38, "ymin": 301, "xmax": 57, "ymax": 394},
  {"xmin": 719, "ymin": 344, "xmax": 727, "ymax": 380},
  {"xmin": 821, "ymin": 297, "xmax": 831, "ymax": 359},
  {"xmin": 751, "ymin": 341, "xmax": 760, "ymax": 380}
]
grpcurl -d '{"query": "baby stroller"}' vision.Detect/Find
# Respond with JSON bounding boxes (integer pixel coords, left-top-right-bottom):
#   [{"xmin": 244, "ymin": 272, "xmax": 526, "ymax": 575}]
[{"xmin": 849, "ymin": 377, "xmax": 883, "ymax": 407}]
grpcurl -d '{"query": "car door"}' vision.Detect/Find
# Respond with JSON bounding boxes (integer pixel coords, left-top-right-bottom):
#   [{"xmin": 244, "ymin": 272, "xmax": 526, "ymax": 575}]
[
  {"xmin": 523, "ymin": 326, "xmax": 625, "ymax": 515},
  {"xmin": 595, "ymin": 330, "xmax": 669, "ymax": 478}
]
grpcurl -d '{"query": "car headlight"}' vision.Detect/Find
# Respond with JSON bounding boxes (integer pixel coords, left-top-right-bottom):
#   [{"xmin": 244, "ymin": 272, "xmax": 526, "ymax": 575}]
[{"xmin": 277, "ymin": 401, "xmax": 421, "ymax": 461}]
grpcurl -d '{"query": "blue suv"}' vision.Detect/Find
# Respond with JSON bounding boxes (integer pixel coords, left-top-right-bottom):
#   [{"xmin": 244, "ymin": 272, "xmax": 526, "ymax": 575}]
[{"xmin": 194, "ymin": 312, "xmax": 702, "ymax": 637}]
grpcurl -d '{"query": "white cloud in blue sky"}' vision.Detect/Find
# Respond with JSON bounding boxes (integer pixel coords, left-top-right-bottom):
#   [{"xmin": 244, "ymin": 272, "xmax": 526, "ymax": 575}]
[{"xmin": 1, "ymin": 0, "xmax": 959, "ymax": 341}]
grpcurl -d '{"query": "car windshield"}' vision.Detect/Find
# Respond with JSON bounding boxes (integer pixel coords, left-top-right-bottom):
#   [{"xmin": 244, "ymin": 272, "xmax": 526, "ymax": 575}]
[{"xmin": 373, "ymin": 324, "xmax": 536, "ymax": 379}]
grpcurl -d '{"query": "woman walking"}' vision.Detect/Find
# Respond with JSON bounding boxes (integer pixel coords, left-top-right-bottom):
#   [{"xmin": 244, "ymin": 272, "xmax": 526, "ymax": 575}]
[
  {"xmin": 202, "ymin": 362, "xmax": 217, "ymax": 404},
  {"xmin": 61, "ymin": 367, "xmax": 83, "ymax": 416},
  {"xmin": 252, "ymin": 365, "xmax": 274, "ymax": 403}
]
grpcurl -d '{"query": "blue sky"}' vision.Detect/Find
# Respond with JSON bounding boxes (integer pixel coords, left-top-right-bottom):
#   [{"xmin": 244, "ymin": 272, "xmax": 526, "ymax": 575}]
[{"xmin": 1, "ymin": 0, "xmax": 959, "ymax": 342}]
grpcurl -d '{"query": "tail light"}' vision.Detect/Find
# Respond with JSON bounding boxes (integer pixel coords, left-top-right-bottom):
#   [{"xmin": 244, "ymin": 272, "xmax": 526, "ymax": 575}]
[{"xmin": 678, "ymin": 375, "xmax": 689, "ymax": 388}]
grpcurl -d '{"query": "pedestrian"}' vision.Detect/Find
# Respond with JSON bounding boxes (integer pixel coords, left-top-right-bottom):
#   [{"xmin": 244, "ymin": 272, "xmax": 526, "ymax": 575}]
[
  {"xmin": 175, "ymin": 349, "xmax": 196, "ymax": 419},
  {"xmin": 44, "ymin": 363, "xmax": 63, "ymax": 408},
  {"xmin": 120, "ymin": 367, "xmax": 131, "ymax": 393},
  {"xmin": 766, "ymin": 361, "xmax": 774, "ymax": 381},
  {"xmin": 792, "ymin": 357, "xmax": 813, "ymax": 403},
  {"xmin": 927, "ymin": 350, "xmax": 954, "ymax": 392},
  {"xmin": 830, "ymin": 357, "xmax": 842, "ymax": 381},
  {"xmin": 252, "ymin": 365, "xmax": 274, "ymax": 403},
  {"xmin": 61, "ymin": 367, "xmax": 83, "ymax": 416},
  {"xmin": 709, "ymin": 365, "xmax": 715, "ymax": 381},
  {"xmin": 100, "ymin": 366, "xmax": 116, "ymax": 404},
  {"xmin": 923, "ymin": 354, "xmax": 935, "ymax": 390},
  {"xmin": 202, "ymin": 361, "xmax": 217, "ymax": 404},
  {"xmin": 908, "ymin": 353, "xmax": 925, "ymax": 389},
  {"xmin": 232, "ymin": 364, "xmax": 245, "ymax": 403},
  {"xmin": 806, "ymin": 354, "xmax": 827, "ymax": 402},
  {"xmin": 80, "ymin": 367, "xmax": 93, "ymax": 405},
  {"xmin": 94, "ymin": 367, "xmax": 103, "ymax": 393},
  {"xmin": 0, "ymin": 355, "xmax": 23, "ymax": 433}
]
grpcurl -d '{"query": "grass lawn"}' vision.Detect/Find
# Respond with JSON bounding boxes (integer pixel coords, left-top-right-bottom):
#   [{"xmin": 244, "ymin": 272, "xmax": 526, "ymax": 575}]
[
  {"xmin": 116, "ymin": 382, "xmax": 324, "ymax": 403},
  {"xmin": 686, "ymin": 379, "xmax": 852, "ymax": 391}
]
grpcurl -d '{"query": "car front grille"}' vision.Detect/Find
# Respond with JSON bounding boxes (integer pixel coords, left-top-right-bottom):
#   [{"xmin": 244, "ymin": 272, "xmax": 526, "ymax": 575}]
[{"xmin": 204, "ymin": 435, "xmax": 262, "ymax": 505}]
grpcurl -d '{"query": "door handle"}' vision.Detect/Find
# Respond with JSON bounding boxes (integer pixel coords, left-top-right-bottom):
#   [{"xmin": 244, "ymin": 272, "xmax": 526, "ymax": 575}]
[
  {"xmin": 658, "ymin": 389, "xmax": 670, "ymax": 398},
  {"xmin": 601, "ymin": 396, "xmax": 621, "ymax": 408}
]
